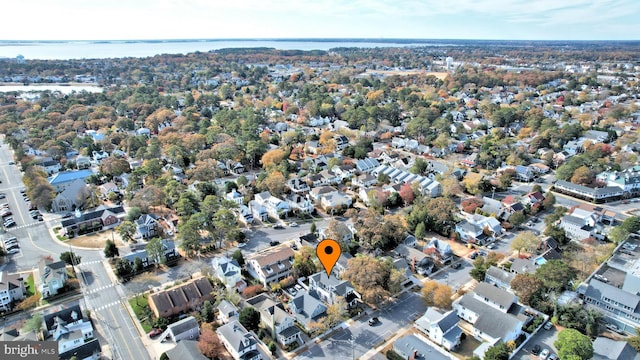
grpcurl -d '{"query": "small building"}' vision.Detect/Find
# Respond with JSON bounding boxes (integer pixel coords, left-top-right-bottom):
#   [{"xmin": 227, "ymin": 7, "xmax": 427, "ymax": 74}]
[{"xmin": 166, "ymin": 316, "xmax": 200, "ymax": 342}]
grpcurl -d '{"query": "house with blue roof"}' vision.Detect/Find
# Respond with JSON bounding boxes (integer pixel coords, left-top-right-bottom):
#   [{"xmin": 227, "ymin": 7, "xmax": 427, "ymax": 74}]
[{"xmin": 48, "ymin": 170, "xmax": 94, "ymax": 192}]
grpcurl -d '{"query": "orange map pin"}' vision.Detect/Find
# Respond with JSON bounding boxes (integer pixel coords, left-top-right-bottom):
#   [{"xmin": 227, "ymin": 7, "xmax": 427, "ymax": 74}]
[{"xmin": 317, "ymin": 239, "xmax": 341, "ymax": 277}]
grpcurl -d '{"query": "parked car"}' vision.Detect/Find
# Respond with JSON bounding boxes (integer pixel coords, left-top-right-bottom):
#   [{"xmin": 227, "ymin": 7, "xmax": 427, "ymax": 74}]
[
  {"xmin": 289, "ymin": 222, "xmax": 299, "ymax": 227},
  {"xmin": 0, "ymin": 193, "xmax": 5, "ymax": 199},
  {"xmin": 148, "ymin": 328, "xmax": 162, "ymax": 338},
  {"xmin": 470, "ymin": 252, "xmax": 478, "ymax": 259},
  {"xmin": 288, "ymin": 288, "xmax": 298, "ymax": 296},
  {"xmin": 237, "ymin": 242, "xmax": 246, "ymax": 248},
  {"xmin": 487, "ymin": 243, "xmax": 497, "ymax": 249},
  {"xmin": 273, "ymin": 224, "xmax": 284, "ymax": 229},
  {"xmin": 539, "ymin": 348, "xmax": 550, "ymax": 360},
  {"xmin": 7, "ymin": 248, "xmax": 19, "ymax": 255},
  {"xmin": 452, "ymin": 262, "xmax": 461, "ymax": 269},
  {"xmin": 269, "ymin": 241, "xmax": 280, "ymax": 246},
  {"xmin": 543, "ymin": 321, "xmax": 553, "ymax": 330},
  {"xmin": 368, "ymin": 317, "xmax": 380, "ymax": 326},
  {"xmin": 548, "ymin": 353, "xmax": 558, "ymax": 360},
  {"xmin": 531, "ymin": 344, "xmax": 541, "ymax": 355}
]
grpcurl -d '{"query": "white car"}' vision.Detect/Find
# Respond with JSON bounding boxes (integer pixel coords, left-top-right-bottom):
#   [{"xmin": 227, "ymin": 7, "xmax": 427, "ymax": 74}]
[
  {"xmin": 289, "ymin": 222, "xmax": 299, "ymax": 227},
  {"xmin": 539, "ymin": 349, "xmax": 550, "ymax": 360},
  {"xmin": 7, "ymin": 248, "xmax": 19, "ymax": 255}
]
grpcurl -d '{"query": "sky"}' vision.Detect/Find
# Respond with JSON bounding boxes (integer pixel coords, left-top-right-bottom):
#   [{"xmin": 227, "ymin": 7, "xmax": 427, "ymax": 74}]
[{"xmin": 3, "ymin": 0, "xmax": 640, "ymax": 41}]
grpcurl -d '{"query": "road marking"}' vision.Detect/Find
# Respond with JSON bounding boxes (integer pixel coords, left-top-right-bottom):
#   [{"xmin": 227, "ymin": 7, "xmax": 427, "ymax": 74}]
[
  {"xmin": 86, "ymin": 283, "xmax": 116, "ymax": 294},
  {"xmin": 93, "ymin": 301, "xmax": 120, "ymax": 311}
]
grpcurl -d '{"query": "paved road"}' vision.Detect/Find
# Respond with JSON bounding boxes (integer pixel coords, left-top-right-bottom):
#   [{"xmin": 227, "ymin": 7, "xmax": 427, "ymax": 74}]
[
  {"xmin": 0, "ymin": 140, "xmax": 150, "ymax": 360},
  {"xmin": 513, "ymin": 325, "xmax": 559, "ymax": 359},
  {"xmin": 297, "ymin": 291, "xmax": 426, "ymax": 360}
]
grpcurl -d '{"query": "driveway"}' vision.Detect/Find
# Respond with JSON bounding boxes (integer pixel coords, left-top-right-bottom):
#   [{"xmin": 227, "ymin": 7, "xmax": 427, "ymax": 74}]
[{"xmin": 513, "ymin": 325, "xmax": 559, "ymax": 359}]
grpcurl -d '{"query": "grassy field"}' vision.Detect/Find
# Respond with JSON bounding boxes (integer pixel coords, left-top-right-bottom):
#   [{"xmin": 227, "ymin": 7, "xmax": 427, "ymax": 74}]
[{"xmin": 129, "ymin": 294, "xmax": 154, "ymax": 332}]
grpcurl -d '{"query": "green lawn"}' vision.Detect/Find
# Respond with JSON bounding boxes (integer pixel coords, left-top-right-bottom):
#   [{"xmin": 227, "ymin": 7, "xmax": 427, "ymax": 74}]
[
  {"xmin": 25, "ymin": 273, "xmax": 36, "ymax": 296},
  {"xmin": 129, "ymin": 294, "xmax": 154, "ymax": 332}
]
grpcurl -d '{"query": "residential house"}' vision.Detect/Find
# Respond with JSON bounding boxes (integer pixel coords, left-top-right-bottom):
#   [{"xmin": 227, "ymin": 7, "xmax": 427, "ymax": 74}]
[
  {"xmin": 426, "ymin": 238, "xmax": 454, "ymax": 264},
  {"xmin": 51, "ymin": 179, "xmax": 87, "ymax": 213},
  {"xmin": 523, "ymin": 191, "xmax": 545, "ymax": 206},
  {"xmin": 455, "ymin": 214, "xmax": 502, "ymax": 245},
  {"xmin": 248, "ymin": 201, "xmax": 268, "ymax": 222},
  {"xmin": 216, "ymin": 320, "xmax": 262, "ymax": 360},
  {"xmin": 320, "ymin": 192, "xmax": 352, "ymax": 213},
  {"xmin": 43, "ymin": 304, "xmax": 100, "ymax": 359},
  {"xmin": 335, "ymin": 135, "xmax": 350, "ymax": 151},
  {"xmin": 166, "ymin": 316, "xmax": 200, "ymax": 342},
  {"xmin": 226, "ymin": 190, "xmax": 244, "ymax": 206},
  {"xmin": 217, "ymin": 300, "xmax": 239, "ymax": 324},
  {"xmin": 148, "ymin": 277, "xmax": 214, "ymax": 318},
  {"xmin": 308, "ymin": 272, "xmax": 359, "ymax": 308},
  {"xmin": 287, "ymin": 178, "xmax": 310, "ymax": 194},
  {"xmin": 481, "ymin": 197, "xmax": 504, "ymax": 218},
  {"xmin": 212, "ymin": 256, "xmax": 245, "ymax": 291},
  {"xmin": 592, "ymin": 336, "xmax": 640, "ymax": 360},
  {"xmin": 226, "ymin": 160, "xmax": 245, "ymax": 174},
  {"xmin": 286, "ymin": 193, "xmax": 314, "ymax": 215},
  {"xmin": 484, "ymin": 266, "xmax": 515, "ymax": 291},
  {"xmin": 308, "ymin": 186, "xmax": 338, "ymax": 202},
  {"xmin": 48, "ymin": 169, "xmax": 94, "ymax": 192},
  {"xmin": 165, "ymin": 340, "xmax": 209, "ymax": 360},
  {"xmin": 414, "ymin": 308, "xmax": 463, "ymax": 351},
  {"xmin": 501, "ymin": 195, "xmax": 525, "ymax": 216},
  {"xmin": 246, "ymin": 294, "xmax": 302, "ymax": 346},
  {"xmin": 236, "ymin": 205, "xmax": 255, "ymax": 224},
  {"xmin": 246, "ymin": 247, "xmax": 295, "ymax": 287},
  {"xmin": 453, "ymin": 283, "xmax": 525, "ymax": 344},
  {"xmin": 392, "ymin": 334, "xmax": 451, "ymax": 360},
  {"xmin": 597, "ymin": 166, "xmax": 640, "ymax": 196},
  {"xmin": 514, "ymin": 165, "xmax": 535, "ymax": 182},
  {"xmin": 332, "ymin": 164, "xmax": 356, "ymax": 181},
  {"xmin": 559, "ymin": 206, "xmax": 604, "ymax": 240},
  {"xmin": 355, "ymin": 157, "xmax": 380, "ymax": 173},
  {"xmin": 0, "ymin": 270, "xmax": 25, "ymax": 311},
  {"xmin": 134, "ymin": 214, "xmax": 160, "ymax": 240},
  {"xmin": 61, "ymin": 205, "xmax": 126, "ymax": 237},
  {"xmin": 394, "ymin": 244, "xmax": 435, "ymax": 276},
  {"xmin": 288, "ymin": 290, "xmax": 327, "ymax": 331},
  {"xmin": 581, "ymin": 276, "xmax": 640, "ymax": 335},
  {"xmin": 40, "ymin": 158, "xmax": 62, "ymax": 175},
  {"xmin": 352, "ymin": 173, "xmax": 377, "ymax": 189},
  {"xmin": 39, "ymin": 258, "xmax": 68, "ymax": 298},
  {"xmin": 98, "ymin": 182, "xmax": 120, "ymax": 200},
  {"xmin": 122, "ymin": 239, "xmax": 178, "ymax": 268},
  {"xmin": 254, "ymin": 191, "xmax": 290, "ymax": 220}
]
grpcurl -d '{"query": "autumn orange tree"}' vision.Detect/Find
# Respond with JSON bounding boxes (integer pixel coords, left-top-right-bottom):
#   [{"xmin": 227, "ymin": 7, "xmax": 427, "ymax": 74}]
[
  {"xmin": 197, "ymin": 323, "xmax": 225, "ymax": 358},
  {"xmin": 421, "ymin": 280, "xmax": 453, "ymax": 309}
]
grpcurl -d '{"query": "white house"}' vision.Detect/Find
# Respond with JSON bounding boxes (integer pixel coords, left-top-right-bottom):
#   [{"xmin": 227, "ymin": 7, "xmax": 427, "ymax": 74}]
[
  {"xmin": 216, "ymin": 321, "xmax": 261, "ymax": 360},
  {"xmin": 212, "ymin": 256, "xmax": 244, "ymax": 290},
  {"xmin": 414, "ymin": 308, "xmax": 463, "ymax": 351},
  {"xmin": 254, "ymin": 191, "xmax": 290, "ymax": 220},
  {"xmin": 246, "ymin": 247, "xmax": 295, "ymax": 287}
]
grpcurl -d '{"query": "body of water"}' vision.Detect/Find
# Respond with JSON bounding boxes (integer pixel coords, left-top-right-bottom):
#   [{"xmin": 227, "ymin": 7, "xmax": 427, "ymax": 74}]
[
  {"xmin": 0, "ymin": 85, "xmax": 103, "ymax": 94},
  {"xmin": 0, "ymin": 39, "xmax": 449, "ymax": 60}
]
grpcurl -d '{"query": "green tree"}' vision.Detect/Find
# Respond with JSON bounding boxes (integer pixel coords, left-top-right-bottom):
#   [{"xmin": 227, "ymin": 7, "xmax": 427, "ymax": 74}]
[
  {"xmin": 510, "ymin": 231, "xmax": 539, "ymax": 255},
  {"xmin": 310, "ymin": 221, "xmax": 317, "ymax": 234},
  {"xmin": 146, "ymin": 237, "xmax": 166, "ymax": 266},
  {"xmin": 621, "ymin": 216, "xmax": 640, "ymax": 233},
  {"xmin": 608, "ymin": 226, "xmax": 630, "ymax": 243},
  {"xmin": 239, "ymin": 307, "xmax": 260, "ymax": 332},
  {"xmin": 509, "ymin": 211, "xmax": 526, "ymax": 228},
  {"xmin": 60, "ymin": 251, "xmax": 81, "ymax": 266},
  {"xmin": 133, "ymin": 257, "xmax": 143, "ymax": 272},
  {"xmin": 484, "ymin": 342, "xmax": 510, "ymax": 360},
  {"xmin": 293, "ymin": 246, "xmax": 317, "ymax": 279},
  {"xmin": 104, "ymin": 240, "xmax": 119, "ymax": 258},
  {"xmin": 201, "ymin": 300, "xmax": 214, "ymax": 323},
  {"xmin": 231, "ymin": 250, "xmax": 245, "ymax": 267},
  {"xmin": 116, "ymin": 220, "xmax": 137, "ymax": 243},
  {"xmin": 23, "ymin": 313, "xmax": 43, "ymax": 338},
  {"xmin": 627, "ymin": 327, "xmax": 640, "ymax": 351},
  {"xmin": 535, "ymin": 260, "xmax": 577, "ymax": 292},
  {"xmin": 554, "ymin": 328, "xmax": 593, "ymax": 360}
]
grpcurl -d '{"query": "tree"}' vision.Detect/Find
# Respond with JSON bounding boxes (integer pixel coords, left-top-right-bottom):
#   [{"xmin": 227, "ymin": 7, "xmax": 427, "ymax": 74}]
[
  {"xmin": 484, "ymin": 342, "xmax": 510, "ymax": 360},
  {"xmin": 60, "ymin": 251, "xmax": 81, "ymax": 266},
  {"xmin": 554, "ymin": 328, "xmax": 593, "ymax": 360},
  {"xmin": 627, "ymin": 327, "xmax": 640, "ymax": 351},
  {"xmin": 421, "ymin": 280, "xmax": 453, "ymax": 309},
  {"xmin": 621, "ymin": 216, "xmax": 640, "ymax": 233},
  {"xmin": 197, "ymin": 324, "xmax": 225, "ymax": 358},
  {"xmin": 570, "ymin": 165, "xmax": 594, "ymax": 186},
  {"xmin": 510, "ymin": 274, "xmax": 545, "ymax": 305},
  {"xmin": 239, "ymin": 307, "xmax": 260, "ymax": 332},
  {"xmin": 509, "ymin": 211, "xmax": 526, "ymax": 228},
  {"xmin": 398, "ymin": 183, "xmax": 415, "ymax": 205},
  {"xmin": 104, "ymin": 240, "xmax": 119, "ymax": 258},
  {"xmin": 23, "ymin": 313, "xmax": 43, "ymax": 338},
  {"xmin": 608, "ymin": 226, "xmax": 630, "ymax": 243},
  {"xmin": 133, "ymin": 257, "xmax": 143, "ymax": 272},
  {"xmin": 510, "ymin": 231, "xmax": 539, "ymax": 255},
  {"xmin": 116, "ymin": 221, "xmax": 137, "ymax": 243},
  {"xmin": 146, "ymin": 237, "xmax": 165, "ymax": 266},
  {"xmin": 232, "ymin": 249, "xmax": 245, "ymax": 267},
  {"xmin": 535, "ymin": 260, "xmax": 577, "ymax": 292},
  {"xmin": 201, "ymin": 300, "xmax": 214, "ymax": 323},
  {"xmin": 292, "ymin": 246, "xmax": 317, "ymax": 279},
  {"xmin": 343, "ymin": 256, "xmax": 405, "ymax": 307},
  {"xmin": 310, "ymin": 221, "xmax": 317, "ymax": 234},
  {"xmin": 268, "ymin": 341, "xmax": 277, "ymax": 355}
]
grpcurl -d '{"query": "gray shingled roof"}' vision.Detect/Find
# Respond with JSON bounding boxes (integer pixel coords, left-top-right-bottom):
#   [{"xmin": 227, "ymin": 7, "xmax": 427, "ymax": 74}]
[
  {"xmin": 586, "ymin": 279, "xmax": 640, "ymax": 312},
  {"xmin": 457, "ymin": 293, "xmax": 522, "ymax": 340},
  {"xmin": 473, "ymin": 283, "xmax": 516, "ymax": 310}
]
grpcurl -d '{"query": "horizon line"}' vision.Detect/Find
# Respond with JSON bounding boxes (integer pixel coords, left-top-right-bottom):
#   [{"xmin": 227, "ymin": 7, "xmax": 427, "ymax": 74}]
[{"xmin": 1, "ymin": 37, "xmax": 639, "ymax": 43}]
